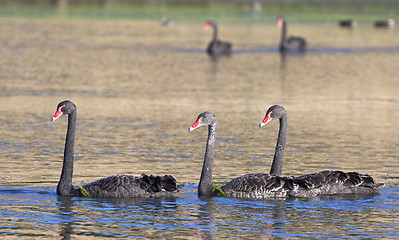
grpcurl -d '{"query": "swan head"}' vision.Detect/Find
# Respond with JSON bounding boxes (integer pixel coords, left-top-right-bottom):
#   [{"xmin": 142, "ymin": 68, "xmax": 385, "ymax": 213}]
[
  {"xmin": 51, "ymin": 100, "xmax": 76, "ymax": 122},
  {"xmin": 259, "ymin": 105, "xmax": 286, "ymax": 127},
  {"xmin": 188, "ymin": 111, "xmax": 217, "ymax": 132},
  {"xmin": 204, "ymin": 20, "xmax": 215, "ymax": 31},
  {"xmin": 277, "ymin": 16, "xmax": 285, "ymax": 27},
  {"xmin": 387, "ymin": 18, "xmax": 395, "ymax": 26}
]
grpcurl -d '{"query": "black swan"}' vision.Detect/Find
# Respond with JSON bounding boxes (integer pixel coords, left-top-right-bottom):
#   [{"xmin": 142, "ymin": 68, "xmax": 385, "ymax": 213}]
[
  {"xmin": 189, "ymin": 111, "xmax": 294, "ymax": 198},
  {"xmin": 374, "ymin": 18, "xmax": 395, "ymax": 28},
  {"xmin": 51, "ymin": 100, "xmax": 181, "ymax": 198},
  {"xmin": 204, "ymin": 20, "xmax": 232, "ymax": 57},
  {"xmin": 258, "ymin": 105, "xmax": 384, "ymax": 197},
  {"xmin": 277, "ymin": 16, "xmax": 307, "ymax": 53},
  {"xmin": 189, "ymin": 108, "xmax": 383, "ymax": 199},
  {"xmin": 339, "ymin": 19, "xmax": 357, "ymax": 28}
]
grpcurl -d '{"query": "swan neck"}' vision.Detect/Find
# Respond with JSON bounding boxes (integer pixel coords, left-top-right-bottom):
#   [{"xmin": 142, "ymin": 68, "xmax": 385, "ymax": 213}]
[
  {"xmin": 198, "ymin": 121, "xmax": 217, "ymax": 196},
  {"xmin": 269, "ymin": 113, "xmax": 287, "ymax": 176},
  {"xmin": 212, "ymin": 23, "xmax": 218, "ymax": 41},
  {"xmin": 57, "ymin": 111, "xmax": 76, "ymax": 196},
  {"xmin": 280, "ymin": 21, "xmax": 286, "ymax": 50}
]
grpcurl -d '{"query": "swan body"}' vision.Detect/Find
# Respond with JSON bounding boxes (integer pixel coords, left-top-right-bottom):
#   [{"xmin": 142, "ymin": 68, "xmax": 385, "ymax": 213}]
[
  {"xmin": 189, "ymin": 107, "xmax": 383, "ymax": 199},
  {"xmin": 277, "ymin": 17, "xmax": 307, "ymax": 53},
  {"xmin": 221, "ymin": 170, "xmax": 382, "ymax": 199},
  {"xmin": 374, "ymin": 18, "xmax": 395, "ymax": 28},
  {"xmin": 339, "ymin": 19, "xmax": 357, "ymax": 28},
  {"xmin": 77, "ymin": 174, "xmax": 179, "ymax": 198},
  {"xmin": 220, "ymin": 173, "xmax": 292, "ymax": 198},
  {"xmin": 52, "ymin": 100, "xmax": 181, "ymax": 198},
  {"xmin": 204, "ymin": 20, "xmax": 232, "ymax": 57}
]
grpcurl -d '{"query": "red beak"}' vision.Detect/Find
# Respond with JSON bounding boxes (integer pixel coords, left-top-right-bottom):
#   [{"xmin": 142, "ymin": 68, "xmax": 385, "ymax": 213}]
[
  {"xmin": 52, "ymin": 105, "xmax": 65, "ymax": 122},
  {"xmin": 203, "ymin": 22, "xmax": 211, "ymax": 31},
  {"xmin": 188, "ymin": 118, "xmax": 201, "ymax": 132},
  {"xmin": 259, "ymin": 112, "xmax": 272, "ymax": 127}
]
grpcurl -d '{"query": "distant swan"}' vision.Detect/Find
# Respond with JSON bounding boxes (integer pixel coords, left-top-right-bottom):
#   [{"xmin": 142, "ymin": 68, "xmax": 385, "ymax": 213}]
[
  {"xmin": 374, "ymin": 18, "xmax": 395, "ymax": 28},
  {"xmin": 277, "ymin": 16, "xmax": 307, "ymax": 53},
  {"xmin": 52, "ymin": 100, "xmax": 181, "ymax": 198},
  {"xmin": 339, "ymin": 19, "xmax": 357, "ymax": 28},
  {"xmin": 204, "ymin": 20, "xmax": 232, "ymax": 57},
  {"xmin": 189, "ymin": 107, "xmax": 383, "ymax": 199}
]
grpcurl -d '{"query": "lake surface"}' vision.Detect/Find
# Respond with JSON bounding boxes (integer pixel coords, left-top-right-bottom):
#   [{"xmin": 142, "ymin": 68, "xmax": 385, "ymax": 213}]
[{"xmin": 0, "ymin": 18, "xmax": 399, "ymax": 239}]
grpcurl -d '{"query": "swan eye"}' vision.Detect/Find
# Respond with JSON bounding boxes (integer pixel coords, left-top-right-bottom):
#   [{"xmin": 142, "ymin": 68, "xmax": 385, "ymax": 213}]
[{"xmin": 268, "ymin": 111, "xmax": 274, "ymax": 118}]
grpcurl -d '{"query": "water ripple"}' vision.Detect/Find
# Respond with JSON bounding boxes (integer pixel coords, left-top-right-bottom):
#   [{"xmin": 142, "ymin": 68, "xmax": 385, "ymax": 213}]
[{"xmin": 170, "ymin": 45, "xmax": 399, "ymax": 55}]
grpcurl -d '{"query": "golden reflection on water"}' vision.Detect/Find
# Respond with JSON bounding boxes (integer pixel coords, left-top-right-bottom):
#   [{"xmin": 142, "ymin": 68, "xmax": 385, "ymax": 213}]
[{"xmin": 1, "ymin": 18, "xmax": 398, "ymax": 190}]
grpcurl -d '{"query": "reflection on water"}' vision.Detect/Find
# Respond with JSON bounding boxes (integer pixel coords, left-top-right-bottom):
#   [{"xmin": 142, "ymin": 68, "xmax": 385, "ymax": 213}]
[
  {"xmin": 174, "ymin": 45, "xmax": 399, "ymax": 55},
  {"xmin": 0, "ymin": 186, "xmax": 398, "ymax": 238},
  {"xmin": 0, "ymin": 19, "xmax": 399, "ymax": 238}
]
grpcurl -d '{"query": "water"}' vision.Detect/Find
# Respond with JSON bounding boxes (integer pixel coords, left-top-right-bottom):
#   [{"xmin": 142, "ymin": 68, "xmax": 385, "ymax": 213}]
[
  {"xmin": 0, "ymin": 186, "xmax": 398, "ymax": 239},
  {"xmin": 1, "ymin": 19, "xmax": 399, "ymax": 238}
]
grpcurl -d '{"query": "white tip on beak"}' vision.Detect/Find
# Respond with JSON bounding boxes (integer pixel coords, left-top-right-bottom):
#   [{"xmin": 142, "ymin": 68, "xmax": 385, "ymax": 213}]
[{"xmin": 188, "ymin": 126, "xmax": 200, "ymax": 132}]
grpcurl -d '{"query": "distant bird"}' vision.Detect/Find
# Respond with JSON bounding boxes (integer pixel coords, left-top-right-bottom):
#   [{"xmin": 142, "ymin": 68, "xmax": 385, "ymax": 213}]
[
  {"xmin": 204, "ymin": 20, "xmax": 232, "ymax": 57},
  {"xmin": 339, "ymin": 19, "xmax": 358, "ymax": 28},
  {"xmin": 374, "ymin": 18, "xmax": 395, "ymax": 28},
  {"xmin": 277, "ymin": 16, "xmax": 307, "ymax": 53},
  {"xmin": 51, "ymin": 100, "xmax": 181, "ymax": 198},
  {"xmin": 160, "ymin": 17, "xmax": 175, "ymax": 27}
]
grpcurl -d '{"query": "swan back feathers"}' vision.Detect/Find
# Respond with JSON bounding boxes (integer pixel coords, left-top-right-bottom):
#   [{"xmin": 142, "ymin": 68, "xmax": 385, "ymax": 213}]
[
  {"xmin": 82, "ymin": 174, "xmax": 181, "ymax": 198},
  {"xmin": 219, "ymin": 170, "xmax": 383, "ymax": 199}
]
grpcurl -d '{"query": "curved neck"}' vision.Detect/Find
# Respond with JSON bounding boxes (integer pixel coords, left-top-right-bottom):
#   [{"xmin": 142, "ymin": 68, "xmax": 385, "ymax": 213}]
[
  {"xmin": 280, "ymin": 21, "xmax": 286, "ymax": 51},
  {"xmin": 57, "ymin": 111, "xmax": 76, "ymax": 196},
  {"xmin": 269, "ymin": 114, "xmax": 287, "ymax": 176},
  {"xmin": 211, "ymin": 23, "xmax": 218, "ymax": 41},
  {"xmin": 198, "ymin": 121, "xmax": 217, "ymax": 196}
]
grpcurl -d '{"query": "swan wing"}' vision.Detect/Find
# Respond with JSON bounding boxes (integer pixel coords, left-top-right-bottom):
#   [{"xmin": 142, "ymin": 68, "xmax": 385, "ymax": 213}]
[
  {"xmin": 82, "ymin": 174, "xmax": 180, "ymax": 198},
  {"xmin": 221, "ymin": 173, "xmax": 294, "ymax": 198},
  {"xmin": 291, "ymin": 170, "xmax": 384, "ymax": 196}
]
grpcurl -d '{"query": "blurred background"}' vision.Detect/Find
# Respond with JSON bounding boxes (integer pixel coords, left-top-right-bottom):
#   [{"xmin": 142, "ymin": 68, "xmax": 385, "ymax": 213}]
[{"xmin": 0, "ymin": 0, "xmax": 398, "ymax": 23}]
